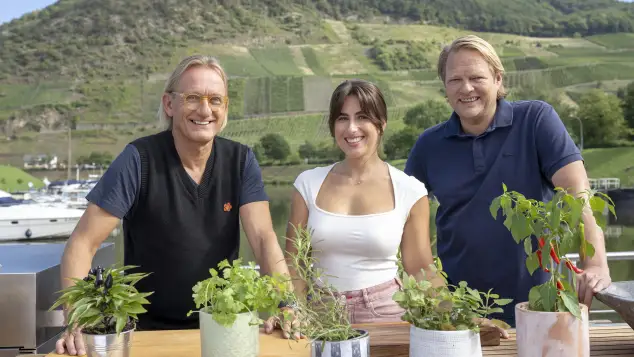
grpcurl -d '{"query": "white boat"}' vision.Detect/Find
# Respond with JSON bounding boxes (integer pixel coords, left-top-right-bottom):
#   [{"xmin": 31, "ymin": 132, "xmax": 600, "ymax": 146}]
[{"xmin": 0, "ymin": 190, "xmax": 84, "ymax": 241}]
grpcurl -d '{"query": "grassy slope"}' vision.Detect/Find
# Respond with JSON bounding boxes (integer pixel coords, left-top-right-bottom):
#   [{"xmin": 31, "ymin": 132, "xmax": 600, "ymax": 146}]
[
  {"xmin": 1, "ymin": 20, "xmax": 634, "ymax": 165},
  {"xmin": 0, "ymin": 165, "xmax": 45, "ymax": 192}
]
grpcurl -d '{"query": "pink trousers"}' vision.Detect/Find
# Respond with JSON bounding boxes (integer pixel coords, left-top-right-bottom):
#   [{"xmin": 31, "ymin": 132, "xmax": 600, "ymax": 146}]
[{"xmin": 331, "ymin": 278, "xmax": 406, "ymax": 324}]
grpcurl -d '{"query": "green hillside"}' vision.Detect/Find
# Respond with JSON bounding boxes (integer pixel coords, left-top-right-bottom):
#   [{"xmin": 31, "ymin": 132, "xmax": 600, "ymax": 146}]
[
  {"xmin": 1, "ymin": 0, "xmax": 633, "ymax": 165},
  {"xmin": 0, "ymin": 165, "xmax": 45, "ymax": 192}
]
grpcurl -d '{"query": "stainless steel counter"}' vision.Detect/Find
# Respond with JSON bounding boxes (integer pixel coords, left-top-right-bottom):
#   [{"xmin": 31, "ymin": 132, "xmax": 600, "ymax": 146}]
[{"xmin": 0, "ymin": 242, "xmax": 115, "ymax": 356}]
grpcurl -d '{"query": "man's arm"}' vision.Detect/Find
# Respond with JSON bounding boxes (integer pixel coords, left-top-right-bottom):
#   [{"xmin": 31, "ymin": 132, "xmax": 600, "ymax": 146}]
[
  {"xmin": 551, "ymin": 161, "xmax": 608, "ymax": 270},
  {"xmin": 62, "ymin": 144, "xmax": 140, "ymax": 287},
  {"xmin": 61, "ymin": 205, "xmax": 122, "ymax": 289},
  {"xmin": 240, "ymin": 201, "xmax": 290, "ymax": 277},
  {"xmin": 56, "ymin": 144, "xmax": 139, "ymax": 356},
  {"xmin": 534, "ymin": 102, "xmax": 610, "ymax": 306},
  {"xmin": 551, "ymin": 161, "xmax": 611, "ymax": 305},
  {"xmin": 238, "ymin": 148, "xmax": 289, "ymax": 277}
]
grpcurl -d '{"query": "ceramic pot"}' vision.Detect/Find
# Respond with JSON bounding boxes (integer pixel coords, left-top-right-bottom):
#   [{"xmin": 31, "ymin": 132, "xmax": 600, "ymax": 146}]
[
  {"xmin": 409, "ymin": 325, "xmax": 482, "ymax": 357},
  {"xmin": 82, "ymin": 328, "xmax": 133, "ymax": 357},
  {"xmin": 310, "ymin": 329, "xmax": 370, "ymax": 357},
  {"xmin": 515, "ymin": 301, "xmax": 589, "ymax": 357},
  {"xmin": 199, "ymin": 310, "xmax": 259, "ymax": 357}
]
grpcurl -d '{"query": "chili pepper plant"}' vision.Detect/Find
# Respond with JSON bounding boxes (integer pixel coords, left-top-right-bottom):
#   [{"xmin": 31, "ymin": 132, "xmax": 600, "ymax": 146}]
[
  {"xmin": 49, "ymin": 265, "xmax": 153, "ymax": 335},
  {"xmin": 490, "ymin": 184, "xmax": 615, "ymax": 319}
]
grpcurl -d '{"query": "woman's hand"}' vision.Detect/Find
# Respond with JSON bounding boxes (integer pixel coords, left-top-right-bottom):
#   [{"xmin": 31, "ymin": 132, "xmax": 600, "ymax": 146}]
[{"xmin": 263, "ymin": 307, "xmax": 303, "ymax": 340}]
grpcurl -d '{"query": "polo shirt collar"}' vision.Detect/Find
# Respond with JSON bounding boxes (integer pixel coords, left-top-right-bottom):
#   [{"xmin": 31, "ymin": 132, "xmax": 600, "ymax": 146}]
[{"xmin": 444, "ymin": 99, "xmax": 514, "ymax": 138}]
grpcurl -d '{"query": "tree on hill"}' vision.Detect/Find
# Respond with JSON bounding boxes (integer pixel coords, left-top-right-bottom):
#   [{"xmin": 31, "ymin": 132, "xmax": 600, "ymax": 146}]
[
  {"xmin": 574, "ymin": 89, "xmax": 629, "ymax": 148},
  {"xmin": 403, "ymin": 99, "xmax": 452, "ymax": 130},
  {"xmin": 383, "ymin": 127, "xmax": 420, "ymax": 160},
  {"xmin": 619, "ymin": 81, "xmax": 634, "ymax": 131},
  {"xmin": 259, "ymin": 133, "xmax": 291, "ymax": 161}
]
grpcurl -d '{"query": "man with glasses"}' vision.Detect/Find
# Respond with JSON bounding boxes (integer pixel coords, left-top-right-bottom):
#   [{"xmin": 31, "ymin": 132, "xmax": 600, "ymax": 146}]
[{"xmin": 55, "ymin": 55, "xmax": 294, "ymax": 355}]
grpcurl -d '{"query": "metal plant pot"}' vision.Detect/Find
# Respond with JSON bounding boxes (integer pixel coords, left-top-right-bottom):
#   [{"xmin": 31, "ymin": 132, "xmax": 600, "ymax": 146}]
[
  {"xmin": 82, "ymin": 328, "xmax": 134, "ymax": 357},
  {"xmin": 310, "ymin": 329, "xmax": 370, "ymax": 357}
]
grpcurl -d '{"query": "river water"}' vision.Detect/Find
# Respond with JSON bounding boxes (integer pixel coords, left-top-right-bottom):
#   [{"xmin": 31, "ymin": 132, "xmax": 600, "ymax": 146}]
[{"xmin": 5, "ymin": 184, "xmax": 634, "ymax": 323}]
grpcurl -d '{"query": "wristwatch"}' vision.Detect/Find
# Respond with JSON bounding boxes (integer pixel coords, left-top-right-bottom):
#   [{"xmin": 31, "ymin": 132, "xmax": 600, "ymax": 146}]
[{"xmin": 278, "ymin": 300, "xmax": 297, "ymax": 309}]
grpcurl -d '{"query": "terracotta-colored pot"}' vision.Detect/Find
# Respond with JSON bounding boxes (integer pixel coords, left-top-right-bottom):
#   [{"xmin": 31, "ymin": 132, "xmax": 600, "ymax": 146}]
[{"xmin": 515, "ymin": 301, "xmax": 589, "ymax": 357}]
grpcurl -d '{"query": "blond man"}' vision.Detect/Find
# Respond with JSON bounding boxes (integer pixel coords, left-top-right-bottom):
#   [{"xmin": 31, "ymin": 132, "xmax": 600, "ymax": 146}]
[
  {"xmin": 405, "ymin": 35, "xmax": 611, "ymax": 327},
  {"xmin": 55, "ymin": 55, "xmax": 292, "ymax": 355}
]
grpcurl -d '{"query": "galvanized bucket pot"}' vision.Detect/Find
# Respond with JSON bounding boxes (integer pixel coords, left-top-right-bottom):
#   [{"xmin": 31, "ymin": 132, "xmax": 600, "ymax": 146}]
[
  {"xmin": 310, "ymin": 329, "xmax": 370, "ymax": 357},
  {"xmin": 82, "ymin": 328, "xmax": 133, "ymax": 357}
]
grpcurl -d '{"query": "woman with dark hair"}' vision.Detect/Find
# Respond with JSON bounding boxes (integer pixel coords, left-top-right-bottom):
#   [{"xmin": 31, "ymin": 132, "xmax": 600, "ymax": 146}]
[{"xmin": 283, "ymin": 79, "xmax": 443, "ymax": 324}]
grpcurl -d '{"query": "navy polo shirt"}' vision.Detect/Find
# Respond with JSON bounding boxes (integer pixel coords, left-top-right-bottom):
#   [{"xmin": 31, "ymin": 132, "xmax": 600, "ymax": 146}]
[{"xmin": 404, "ymin": 99, "xmax": 583, "ymax": 324}]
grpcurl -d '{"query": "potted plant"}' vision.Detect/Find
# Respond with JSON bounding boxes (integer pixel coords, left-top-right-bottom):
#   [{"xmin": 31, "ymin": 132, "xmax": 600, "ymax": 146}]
[
  {"xmin": 285, "ymin": 225, "xmax": 370, "ymax": 357},
  {"xmin": 392, "ymin": 257, "xmax": 512, "ymax": 357},
  {"xmin": 49, "ymin": 265, "xmax": 153, "ymax": 357},
  {"xmin": 188, "ymin": 258, "xmax": 293, "ymax": 357},
  {"xmin": 491, "ymin": 184, "xmax": 615, "ymax": 357}
]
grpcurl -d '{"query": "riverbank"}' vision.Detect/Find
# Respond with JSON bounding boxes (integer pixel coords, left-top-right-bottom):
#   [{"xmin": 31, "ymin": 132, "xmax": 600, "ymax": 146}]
[{"xmin": 6, "ymin": 146, "xmax": 634, "ymax": 189}]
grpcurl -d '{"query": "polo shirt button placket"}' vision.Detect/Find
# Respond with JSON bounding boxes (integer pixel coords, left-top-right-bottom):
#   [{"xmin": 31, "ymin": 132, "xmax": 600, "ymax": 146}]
[{"xmin": 473, "ymin": 138, "xmax": 485, "ymax": 174}]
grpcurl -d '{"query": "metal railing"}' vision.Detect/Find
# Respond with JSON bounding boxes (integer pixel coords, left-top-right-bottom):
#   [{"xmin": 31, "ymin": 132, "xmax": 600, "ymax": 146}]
[{"xmin": 589, "ymin": 178, "xmax": 621, "ymax": 190}]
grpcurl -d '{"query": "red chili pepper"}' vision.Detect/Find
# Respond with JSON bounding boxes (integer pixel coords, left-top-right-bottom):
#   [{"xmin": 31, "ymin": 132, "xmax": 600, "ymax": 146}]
[
  {"xmin": 565, "ymin": 259, "xmax": 584, "ymax": 274},
  {"xmin": 536, "ymin": 250, "xmax": 550, "ymax": 272},
  {"xmin": 557, "ymin": 280, "xmax": 564, "ymax": 290},
  {"xmin": 538, "ymin": 237, "xmax": 560, "ymax": 265},
  {"xmin": 549, "ymin": 242, "xmax": 560, "ymax": 264}
]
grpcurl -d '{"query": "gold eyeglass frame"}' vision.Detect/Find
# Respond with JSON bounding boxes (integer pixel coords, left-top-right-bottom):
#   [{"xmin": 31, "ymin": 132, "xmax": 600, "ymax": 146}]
[{"xmin": 170, "ymin": 91, "xmax": 229, "ymax": 109}]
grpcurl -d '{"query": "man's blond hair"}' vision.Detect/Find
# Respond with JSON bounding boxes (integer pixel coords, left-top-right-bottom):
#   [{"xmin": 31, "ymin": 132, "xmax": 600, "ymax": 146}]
[
  {"xmin": 437, "ymin": 35, "xmax": 507, "ymax": 99},
  {"xmin": 157, "ymin": 55, "xmax": 229, "ymax": 131}
]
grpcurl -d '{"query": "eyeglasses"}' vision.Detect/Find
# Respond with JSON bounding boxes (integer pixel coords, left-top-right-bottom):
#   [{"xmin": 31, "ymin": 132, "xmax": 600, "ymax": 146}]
[{"xmin": 170, "ymin": 92, "xmax": 228, "ymax": 110}]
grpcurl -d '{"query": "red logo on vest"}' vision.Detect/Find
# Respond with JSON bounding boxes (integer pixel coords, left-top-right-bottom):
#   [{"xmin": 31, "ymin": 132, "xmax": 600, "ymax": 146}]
[{"xmin": 223, "ymin": 202, "xmax": 232, "ymax": 212}]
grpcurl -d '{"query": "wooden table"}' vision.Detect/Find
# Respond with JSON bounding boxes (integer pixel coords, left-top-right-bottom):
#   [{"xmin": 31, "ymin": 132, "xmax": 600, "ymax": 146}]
[{"xmin": 44, "ymin": 323, "xmax": 634, "ymax": 357}]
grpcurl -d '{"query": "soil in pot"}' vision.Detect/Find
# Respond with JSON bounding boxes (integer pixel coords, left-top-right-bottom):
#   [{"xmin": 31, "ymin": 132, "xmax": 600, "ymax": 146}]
[
  {"xmin": 310, "ymin": 329, "xmax": 370, "ymax": 357},
  {"xmin": 515, "ymin": 301, "xmax": 589, "ymax": 357},
  {"xmin": 409, "ymin": 325, "xmax": 483, "ymax": 357},
  {"xmin": 199, "ymin": 310, "xmax": 259, "ymax": 357}
]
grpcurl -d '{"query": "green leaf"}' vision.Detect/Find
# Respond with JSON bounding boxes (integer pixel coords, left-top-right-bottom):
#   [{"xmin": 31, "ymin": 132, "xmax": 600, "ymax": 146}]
[
  {"xmin": 511, "ymin": 215, "xmax": 532, "ymax": 244},
  {"xmin": 569, "ymin": 199, "xmax": 583, "ymax": 228},
  {"xmin": 503, "ymin": 213, "xmax": 514, "ymax": 233},
  {"xmin": 115, "ymin": 312, "xmax": 127, "ymax": 335},
  {"xmin": 490, "ymin": 197, "xmax": 501, "ymax": 219},
  {"xmin": 550, "ymin": 204, "xmax": 561, "ymax": 232},
  {"xmin": 538, "ymin": 283, "xmax": 557, "ymax": 312},
  {"xmin": 528, "ymin": 286, "xmax": 543, "ymax": 311},
  {"xmin": 494, "ymin": 298, "xmax": 513, "ymax": 306},
  {"xmin": 560, "ymin": 290, "xmax": 582, "ymax": 319},
  {"xmin": 523, "ymin": 237, "xmax": 533, "ymax": 256},
  {"xmin": 584, "ymin": 240, "xmax": 596, "ymax": 260},
  {"xmin": 525, "ymin": 252, "xmax": 540, "ymax": 275}
]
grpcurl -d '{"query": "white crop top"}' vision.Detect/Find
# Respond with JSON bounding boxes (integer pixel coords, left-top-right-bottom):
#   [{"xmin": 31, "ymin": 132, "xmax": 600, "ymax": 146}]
[{"xmin": 293, "ymin": 163, "xmax": 428, "ymax": 292}]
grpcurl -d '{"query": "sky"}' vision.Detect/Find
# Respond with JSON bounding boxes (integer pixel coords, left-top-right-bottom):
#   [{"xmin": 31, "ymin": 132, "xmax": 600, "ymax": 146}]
[
  {"xmin": 0, "ymin": 0, "xmax": 633, "ymax": 25},
  {"xmin": 0, "ymin": 0, "xmax": 58, "ymax": 25}
]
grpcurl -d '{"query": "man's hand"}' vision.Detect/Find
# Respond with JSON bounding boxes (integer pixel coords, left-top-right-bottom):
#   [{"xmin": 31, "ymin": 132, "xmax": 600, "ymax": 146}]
[
  {"xmin": 577, "ymin": 265, "xmax": 611, "ymax": 308},
  {"xmin": 55, "ymin": 327, "xmax": 85, "ymax": 356},
  {"xmin": 263, "ymin": 307, "xmax": 302, "ymax": 340},
  {"xmin": 475, "ymin": 318, "xmax": 510, "ymax": 339}
]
